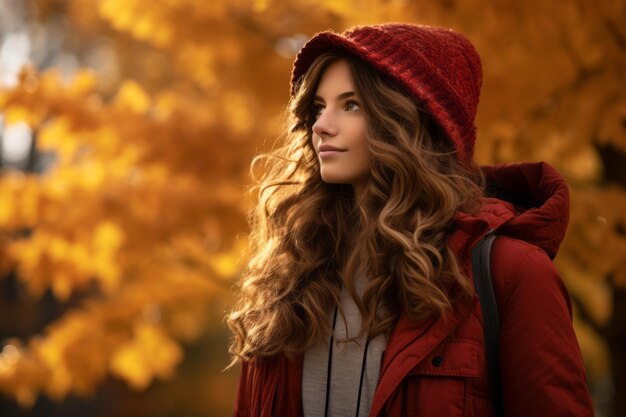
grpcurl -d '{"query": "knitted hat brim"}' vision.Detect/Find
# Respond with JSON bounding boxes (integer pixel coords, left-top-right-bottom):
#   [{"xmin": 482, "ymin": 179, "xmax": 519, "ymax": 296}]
[{"xmin": 290, "ymin": 28, "xmax": 477, "ymax": 163}]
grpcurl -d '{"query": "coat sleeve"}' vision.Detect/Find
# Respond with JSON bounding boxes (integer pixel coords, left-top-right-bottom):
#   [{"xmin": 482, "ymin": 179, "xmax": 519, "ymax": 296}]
[{"xmin": 492, "ymin": 238, "xmax": 595, "ymax": 417}]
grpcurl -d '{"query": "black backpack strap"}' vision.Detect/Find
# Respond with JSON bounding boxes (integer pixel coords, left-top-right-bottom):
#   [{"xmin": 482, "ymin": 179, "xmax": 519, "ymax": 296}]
[{"xmin": 471, "ymin": 228, "xmax": 504, "ymax": 417}]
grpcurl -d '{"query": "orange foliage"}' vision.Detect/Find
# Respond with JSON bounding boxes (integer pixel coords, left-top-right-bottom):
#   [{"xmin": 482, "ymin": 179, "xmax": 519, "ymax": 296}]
[{"xmin": 0, "ymin": 0, "xmax": 624, "ymax": 413}]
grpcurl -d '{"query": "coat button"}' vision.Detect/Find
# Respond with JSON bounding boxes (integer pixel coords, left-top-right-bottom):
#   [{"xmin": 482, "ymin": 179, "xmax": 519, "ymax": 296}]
[{"xmin": 432, "ymin": 356, "xmax": 444, "ymax": 367}]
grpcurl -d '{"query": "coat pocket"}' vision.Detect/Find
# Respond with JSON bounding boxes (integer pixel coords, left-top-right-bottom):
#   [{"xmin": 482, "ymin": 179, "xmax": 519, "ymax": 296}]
[{"xmin": 404, "ymin": 338, "xmax": 482, "ymax": 417}]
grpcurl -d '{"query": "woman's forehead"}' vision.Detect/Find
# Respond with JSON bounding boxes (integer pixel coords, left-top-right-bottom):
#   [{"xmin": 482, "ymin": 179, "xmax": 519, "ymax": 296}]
[{"xmin": 315, "ymin": 59, "xmax": 356, "ymax": 99}]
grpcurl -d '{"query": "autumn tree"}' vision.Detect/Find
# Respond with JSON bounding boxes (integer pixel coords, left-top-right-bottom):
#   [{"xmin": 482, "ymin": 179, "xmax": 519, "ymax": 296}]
[{"xmin": 0, "ymin": 0, "xmax": 624, "ymax": 416}]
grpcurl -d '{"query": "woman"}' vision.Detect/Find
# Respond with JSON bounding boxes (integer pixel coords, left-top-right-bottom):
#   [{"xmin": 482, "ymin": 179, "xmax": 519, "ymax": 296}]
[{"xmin": 227, "ymin": 23, "xmax": 595, "ymax": 417}]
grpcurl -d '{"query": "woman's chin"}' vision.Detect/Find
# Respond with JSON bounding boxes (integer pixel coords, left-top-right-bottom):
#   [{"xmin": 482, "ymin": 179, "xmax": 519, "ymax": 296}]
[
  {"xmin": 321, "ymin": 176, "xmax": 351, "ymax": 185},
  {"xmin": 320, "ymin": 173, "xmax": 368, "ymax": 188}
]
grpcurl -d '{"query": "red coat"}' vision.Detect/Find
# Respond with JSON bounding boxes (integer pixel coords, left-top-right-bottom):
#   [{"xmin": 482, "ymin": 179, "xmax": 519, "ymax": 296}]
[{"xmin": 233, "ymin": 161, "xmax": 595, "ymax": 417}]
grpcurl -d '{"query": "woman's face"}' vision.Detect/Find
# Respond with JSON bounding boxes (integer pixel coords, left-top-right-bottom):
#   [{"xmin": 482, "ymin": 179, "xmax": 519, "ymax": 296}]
[{"xmin": 311, "ymin": 59, "xmax": 371, "ymax": 188}]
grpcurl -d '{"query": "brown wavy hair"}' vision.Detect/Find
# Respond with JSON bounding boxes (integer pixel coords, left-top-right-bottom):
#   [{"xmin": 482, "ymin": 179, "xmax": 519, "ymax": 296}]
[{"xmin": 227, "ymin": 51, "xmax": 485, "ymax": 364}]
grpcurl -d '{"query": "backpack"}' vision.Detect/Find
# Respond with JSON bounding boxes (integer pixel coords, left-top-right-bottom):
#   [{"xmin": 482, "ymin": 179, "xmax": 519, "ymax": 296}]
[{"xmin": 471, "ymin": 228, "xmax": 504, "ymax": 417}]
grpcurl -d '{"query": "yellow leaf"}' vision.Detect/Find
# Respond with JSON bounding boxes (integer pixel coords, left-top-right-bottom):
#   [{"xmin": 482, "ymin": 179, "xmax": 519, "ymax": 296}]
[
  {"xmin": 78, "ymin": 161, "xmax": 106, "ymax": 190},
  {"xmin": 38, "ymin": 118, "xmax": 72, "ymax": 151},
  {"xmin": 253, "ymin": 0, "xmax": 269, "ymax": 12},
  {"xmin": 93, "ymin": 220, "xmax": 125, "ymax": 251},
  {"xmin": 208, "ymin": 252, "xmax": 240, "ymax": 278},
  {"xmin": 222, "ymin": 90, "xmax": 253, "ymax": 134},
  {"xmin": 3, "ymin": 107, "xmax": 37, "ymax": 126},
  {"xmin": 68, "ymin": 69, "xmax": 98, "ymax": 96},
  {"xmin": 114, "ymin": 80, "xmax": 151, "ymax": 114},
  {"xmin": 110, "ymin": 324, "xmax": 182, "ymax": 390},
  {"xmin": 51, "ymin": 272, "xmax": 72, "ymax": 301}
]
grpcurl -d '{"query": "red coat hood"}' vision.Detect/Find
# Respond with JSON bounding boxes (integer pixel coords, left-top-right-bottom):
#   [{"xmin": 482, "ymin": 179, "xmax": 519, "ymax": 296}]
[{"xmin": 454, "ymin": 161, "xmax": 569, "ymax": 259}]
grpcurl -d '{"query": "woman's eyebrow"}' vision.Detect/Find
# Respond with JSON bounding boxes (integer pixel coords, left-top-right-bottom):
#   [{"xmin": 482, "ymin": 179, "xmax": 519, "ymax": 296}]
[{"xmin": 314, "ymin": 91, "xmax": 356, "ymax": 103}]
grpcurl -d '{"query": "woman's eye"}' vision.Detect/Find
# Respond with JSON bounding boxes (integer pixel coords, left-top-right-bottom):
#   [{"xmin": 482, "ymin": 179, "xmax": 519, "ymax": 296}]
[
  {"xmin": 313, "ymin": 104, "xmax": 325, "ymax": 118},
  {"xmin": 345, "ymin": 100, "xmax": 361, "ymax": 112}
]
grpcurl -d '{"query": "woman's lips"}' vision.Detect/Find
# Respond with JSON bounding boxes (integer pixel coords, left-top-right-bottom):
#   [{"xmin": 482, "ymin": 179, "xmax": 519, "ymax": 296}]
[{"xmin": 319, "ymin": 150, "xmax": 346, "ymax": 159}]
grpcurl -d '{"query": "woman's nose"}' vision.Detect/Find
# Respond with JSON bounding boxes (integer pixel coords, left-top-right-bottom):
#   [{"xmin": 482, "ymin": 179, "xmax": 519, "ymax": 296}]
[{"xmin": 312, "ymin": 109, "xmax": 338, "ymax": 137}]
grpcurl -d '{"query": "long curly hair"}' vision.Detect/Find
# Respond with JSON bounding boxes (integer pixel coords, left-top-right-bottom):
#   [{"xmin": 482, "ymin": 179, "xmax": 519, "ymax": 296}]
[{"xmin": 227, "ymin": 51, "xmax": 485, "ymax": 364}]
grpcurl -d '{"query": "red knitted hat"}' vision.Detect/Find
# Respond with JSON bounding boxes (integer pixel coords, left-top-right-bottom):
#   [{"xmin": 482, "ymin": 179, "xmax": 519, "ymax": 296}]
[{"xmin": 290, "ymin": 23, "xmax": 482, "ymax": 164}]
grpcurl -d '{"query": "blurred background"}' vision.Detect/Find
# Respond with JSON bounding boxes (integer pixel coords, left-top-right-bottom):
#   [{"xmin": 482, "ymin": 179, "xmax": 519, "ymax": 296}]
[{"xmin": 0, "ymin": 0, "xmax": 624, "ymax": 416}]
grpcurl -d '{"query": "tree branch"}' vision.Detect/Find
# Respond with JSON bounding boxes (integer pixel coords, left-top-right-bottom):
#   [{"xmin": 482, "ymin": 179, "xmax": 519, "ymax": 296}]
[
  {"xmin": 570, "ymin": 290, "xmax": 608, "ymax": 339},
  {"xmin": 604, "ymin": 17, "xmax": 626, "ymax": 50},
  {"xmin": 526, "ymin": 63, "xmax": 603, "ymax": 121}
]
